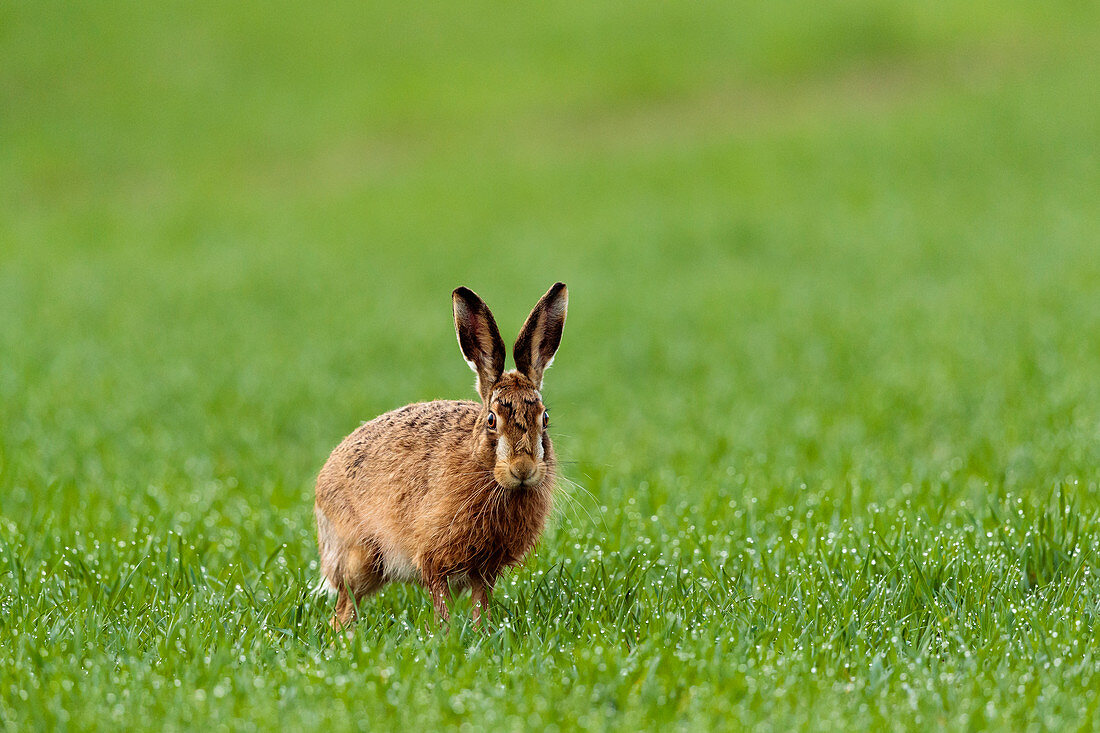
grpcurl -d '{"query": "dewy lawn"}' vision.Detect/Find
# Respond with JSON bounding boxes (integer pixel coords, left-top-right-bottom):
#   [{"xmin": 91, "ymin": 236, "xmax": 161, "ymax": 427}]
[{"xmin": 2, "ymin": 2, "xmax": 1099, "ymax": 730}]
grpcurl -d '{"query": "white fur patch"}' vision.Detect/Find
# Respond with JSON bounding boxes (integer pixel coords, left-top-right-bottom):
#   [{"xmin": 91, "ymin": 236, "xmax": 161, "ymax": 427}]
[
  {"xmin": 496, "ymin": 434, "xmax": 511, "ymax": 462},
  {"xmin": 313, "ymin": 575, "xmax": 338, "ymax": 599},
  {"xmin": 314, "ymin": 506, "xmax": 344, "ymax": 594},
  {"xmin": 381, "ymin": 548, "xmax": 418, "ymax": 582},
  {"xmin": 454, "ymin": 307, "xmax": 480, "ymax": 378}
]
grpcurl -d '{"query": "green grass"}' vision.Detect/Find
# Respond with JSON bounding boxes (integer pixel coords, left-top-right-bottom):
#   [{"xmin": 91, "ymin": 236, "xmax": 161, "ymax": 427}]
[{"xmin": 3, "ymin": 2, "xmax": 1100, "ymax": 730}]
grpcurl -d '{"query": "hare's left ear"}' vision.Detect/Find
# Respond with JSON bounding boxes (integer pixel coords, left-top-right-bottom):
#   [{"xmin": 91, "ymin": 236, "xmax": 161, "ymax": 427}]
[
  {"xmin": 453, "ymin": 287, "xmax": 507, "ymax": 402},
  {"xmin": 513, "ymin": 282, "xmax": 568, "ymax": 389}
]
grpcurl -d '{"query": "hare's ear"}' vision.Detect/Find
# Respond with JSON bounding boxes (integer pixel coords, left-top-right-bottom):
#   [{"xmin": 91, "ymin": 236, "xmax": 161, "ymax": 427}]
[
  {"xmin": 513, "ymin": 282, "xmax": 568, "ymax": 389},
  {"xmin": 453, "ymin": 287, "xmax": 506, "ymax": 402}
]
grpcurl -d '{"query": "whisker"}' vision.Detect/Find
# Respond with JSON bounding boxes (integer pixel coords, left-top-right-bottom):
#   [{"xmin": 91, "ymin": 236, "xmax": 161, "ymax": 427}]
[
  {"xmin": 441, "ymin": 476, "xmax": 495, "ymax": 538},
  {"xmin": 553, "ymin": 473, "xmax": 611, "ymax": 535},
  {"xmin": 558, "ymin": 484, "xmax": 602, "ymax": 530},
  {"xmin": 492, "ymin": 484, "xmax": 507, "ymax": 528},
  {"xmin": 550, "ymin": 485, "xmax": 588, "ymax": 530}
]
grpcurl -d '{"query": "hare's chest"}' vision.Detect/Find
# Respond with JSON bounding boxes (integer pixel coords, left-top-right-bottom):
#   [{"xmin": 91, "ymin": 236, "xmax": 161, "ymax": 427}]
[
  {"xmin": 478, "ymin": 498, "xmax": 550, "ymax": 567},
  {"xmin": 423, "ymin": 505, "xmax": 539, "ymax": 576}
]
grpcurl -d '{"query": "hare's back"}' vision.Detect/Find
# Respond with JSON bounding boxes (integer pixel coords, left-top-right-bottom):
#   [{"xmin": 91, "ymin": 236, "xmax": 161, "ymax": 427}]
[
  {"xmin": 350, "ymin": 399, "xmax": 479, "ymax": 454},
  {"xmin": 316, "ymin": 400, "xmax": 479, "ymax": 504}
]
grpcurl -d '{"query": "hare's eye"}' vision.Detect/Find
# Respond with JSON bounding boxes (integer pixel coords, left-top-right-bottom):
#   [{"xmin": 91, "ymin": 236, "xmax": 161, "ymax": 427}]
[
  {"xmin": 486, "ymin": 411, "xmax": 497, "ymax": 430},
  {"xmin": 542, "ymin": 410, "xmax": 549, "ymax": 429}
]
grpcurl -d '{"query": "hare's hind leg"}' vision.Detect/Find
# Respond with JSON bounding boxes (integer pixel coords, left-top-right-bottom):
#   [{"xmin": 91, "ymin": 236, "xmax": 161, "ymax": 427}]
[
  {"xmin": 317, "ymin": 506, "xmax": 384, "ymax": 630},
  {"xmin": 329, "ymin": 542, "xmax": 384, "ymax": 631}
]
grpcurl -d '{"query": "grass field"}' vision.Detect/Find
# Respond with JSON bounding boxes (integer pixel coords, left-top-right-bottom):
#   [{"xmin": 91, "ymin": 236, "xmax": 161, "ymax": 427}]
[{"xmin": 3, "ymin": 2, "xmax": 1100, "ymax": 730}]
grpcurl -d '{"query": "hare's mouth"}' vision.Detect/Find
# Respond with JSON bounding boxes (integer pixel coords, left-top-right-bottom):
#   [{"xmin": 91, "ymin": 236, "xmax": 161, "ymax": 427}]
[{"xmin": 495, "ymin": 462, "xmax": 545, "ymax": 489}]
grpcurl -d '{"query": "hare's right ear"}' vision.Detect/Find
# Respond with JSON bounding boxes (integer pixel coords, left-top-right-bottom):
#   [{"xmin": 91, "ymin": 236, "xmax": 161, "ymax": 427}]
[
  {"xmin": 513, "ymin": 282, "xmax": 568, "ymax": 389},
  {"xmin": 453, "ymin": 287, "xmax": 506, "ymax": 402}
]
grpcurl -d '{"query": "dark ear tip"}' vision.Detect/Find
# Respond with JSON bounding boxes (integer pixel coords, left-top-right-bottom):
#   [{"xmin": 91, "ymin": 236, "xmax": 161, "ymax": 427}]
[{"xmin": 453, "ymin": 286, "xmax": 481, "ymax": 308}]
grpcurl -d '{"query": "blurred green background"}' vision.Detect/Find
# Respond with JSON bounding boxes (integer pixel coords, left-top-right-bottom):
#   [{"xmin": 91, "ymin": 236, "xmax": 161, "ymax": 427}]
[{"xmin": 2, "ymin": 2, "xmax": 1099, "ymax": 730}]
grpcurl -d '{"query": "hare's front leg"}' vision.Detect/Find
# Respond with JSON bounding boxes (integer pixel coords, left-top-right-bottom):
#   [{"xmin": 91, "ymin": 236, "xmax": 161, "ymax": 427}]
[
  {"xmin": 470, "ymin": 573, "xmax": 495, "ymax": 631},
  {"xmin": 425, "ymin": 574, "xmax": 451, "ymax": 626}
]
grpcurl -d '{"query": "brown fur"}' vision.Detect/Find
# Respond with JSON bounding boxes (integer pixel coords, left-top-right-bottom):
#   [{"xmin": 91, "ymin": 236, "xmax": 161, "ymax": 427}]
[{"xmin": 314, "ymin": 284, "xmax": 568, "ymax": 630}]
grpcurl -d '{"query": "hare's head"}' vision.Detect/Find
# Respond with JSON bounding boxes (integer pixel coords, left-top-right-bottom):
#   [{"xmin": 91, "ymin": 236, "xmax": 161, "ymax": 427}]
[{"xmin": 452, "ymin": 283, "xmax": 568, "ymax": 490}]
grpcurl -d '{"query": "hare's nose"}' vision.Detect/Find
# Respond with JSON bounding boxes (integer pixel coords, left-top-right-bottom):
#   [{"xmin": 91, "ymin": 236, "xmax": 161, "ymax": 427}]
[{"xmin": 510, "ymin": 459, "xmax": 537, "ymax": 484}]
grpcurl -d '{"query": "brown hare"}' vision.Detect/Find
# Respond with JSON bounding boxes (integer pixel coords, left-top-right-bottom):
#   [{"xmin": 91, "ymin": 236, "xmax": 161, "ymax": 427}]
[{"xmin": 314, "ymin": 283, "xmax": 568, "ymax": 630}]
